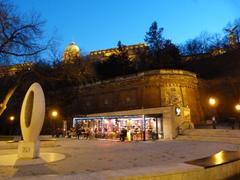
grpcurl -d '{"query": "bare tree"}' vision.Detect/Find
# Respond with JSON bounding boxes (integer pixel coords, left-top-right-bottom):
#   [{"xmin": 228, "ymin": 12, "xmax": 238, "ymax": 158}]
[
  {"xmin": 180, "ymin": 32, "xmax": 226, "ymax": 56},
  {"xmin": 0, "ymin": 84, "xmax": 17, "ymax": 116},
  {"xmin": 0, "ymin": 0, "xmax": 50, "ymax": 64}
]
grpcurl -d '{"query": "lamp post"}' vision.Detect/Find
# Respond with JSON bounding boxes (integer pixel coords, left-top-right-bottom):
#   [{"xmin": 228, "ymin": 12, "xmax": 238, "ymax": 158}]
[
  {"xmin": 209, "ymin": 97, "xmax": 217, "ymax": 129},
  {"xmin": 9, "ymin": 115, "xmax": 15, "ymax": 135},
  {"xmin": 51, "ymin": 110, "xmax": 58, "ymax": 137},
  {"xmin": 235, "ymin": 104, "xmax": 240, "ymax": 129}
]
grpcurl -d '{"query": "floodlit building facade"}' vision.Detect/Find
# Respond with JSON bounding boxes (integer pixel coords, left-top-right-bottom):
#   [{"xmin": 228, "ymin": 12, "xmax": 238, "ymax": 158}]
[
  {"xmin": 59, "ymin": 42, "xmax": 204, "ymax": 141},
  {"xmin": 89, "ymin": 43, "xmax": 147, "ymax": 61},
  {"xmin": 73, "ymin": 69, "xmax": 201, "ymax": 140}
]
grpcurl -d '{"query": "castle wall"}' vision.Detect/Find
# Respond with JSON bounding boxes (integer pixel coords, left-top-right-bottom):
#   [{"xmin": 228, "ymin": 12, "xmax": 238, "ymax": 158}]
[
  {"xmin": 75, "ymin": 69, "xmax": 203, "ymax": 124},
  {"xmin": 199, "ymin": 77, "xmax": 240, "ymax": 121}
]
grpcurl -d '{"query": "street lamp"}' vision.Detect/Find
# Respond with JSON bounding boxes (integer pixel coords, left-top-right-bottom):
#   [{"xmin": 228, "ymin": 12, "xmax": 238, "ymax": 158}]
[
  {"xmin": 9, "ymin": 116, "xmax": 15, "ymax": 121},
  {"xmin": 235, "ymin": 104, "xmax": 240, "ymax": 111},
  {"xmin": 51, "ymin": 110, "xmax": 58, "ymax": 117},
  {"xmin": 235, "ymin": 104, "xmax": 240, "ymax": 129},
  {"xmin": 209, "ymin": 97, "xmax": 217, "ymax": 129},
  {"xmin": 9, "ymin": 115, "xmax": 15, "ymax": 135},
  {"xmin": 209, "ymin": 97, "xmax": 216, "ymax": 106},
  {"xmin": 51, "ymin": 110, "xmax": 58, "ymax": 137}
]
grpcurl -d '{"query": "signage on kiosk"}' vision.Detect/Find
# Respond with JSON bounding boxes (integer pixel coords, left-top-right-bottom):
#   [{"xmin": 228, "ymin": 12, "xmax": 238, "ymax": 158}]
[{"xmin": 175, "ymin": 107, "xmax": 181, "ymax": 116}]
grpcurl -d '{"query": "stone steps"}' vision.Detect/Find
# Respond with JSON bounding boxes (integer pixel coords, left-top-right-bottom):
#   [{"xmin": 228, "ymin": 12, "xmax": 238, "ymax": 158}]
[
  {"xmin": 177, "ymin": 135, "xmax": 240, "ymax": 144},
  {"xmin": 176, "ymin": 129, "xmax": 240, "ymax": 144},
  {"xmin": 183, "ymin": 129, "xmax": 240, "ymax": 137}
]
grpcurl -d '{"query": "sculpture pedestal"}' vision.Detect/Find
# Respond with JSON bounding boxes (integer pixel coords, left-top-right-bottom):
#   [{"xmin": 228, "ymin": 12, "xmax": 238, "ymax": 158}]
[{"xmin": 18, "ymin": 140, "xmax": 40, "ymax": 159}]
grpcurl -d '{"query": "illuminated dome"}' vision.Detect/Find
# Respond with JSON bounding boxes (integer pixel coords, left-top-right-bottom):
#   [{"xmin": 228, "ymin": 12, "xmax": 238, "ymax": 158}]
[
  {"xmin": 65, "ymin": 42, "xmax": 80, "ymax": 53},
  {"xmin": 63, "ymin": 42, "xmax": 81, "ymax": 63}
]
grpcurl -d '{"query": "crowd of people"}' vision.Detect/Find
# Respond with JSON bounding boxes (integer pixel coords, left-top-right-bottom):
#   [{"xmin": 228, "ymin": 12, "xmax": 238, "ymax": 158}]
[
  {"xmin": 76, "ymin": 127, "xmax": 91, "ymax": 140},
  {"xmin": 60, "ymin": 124, "xmax": 157, "ymax": 142},
  {"xmin": 63, "ymin": 127, "xmax": 92, "ymax": 139}
]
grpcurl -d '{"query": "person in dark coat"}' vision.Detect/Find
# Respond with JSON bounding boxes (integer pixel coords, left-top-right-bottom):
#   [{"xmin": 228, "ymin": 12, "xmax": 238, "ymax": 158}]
[
  {"xmin": 77, "ymin": 128, "xmax": 82, "ymax": 140},
  {"xmin": 120, "ymin": 128, "xmax": 127, "ymax": 142},
  {"xmin": 212, "ymin": 116, "xmax": 216, "ymax": 129}
]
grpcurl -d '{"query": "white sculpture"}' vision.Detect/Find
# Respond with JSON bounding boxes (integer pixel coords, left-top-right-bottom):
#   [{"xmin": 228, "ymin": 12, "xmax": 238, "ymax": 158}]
[{"xmin": 18, "ymin": 83, "xmax": 45, "ymax": 159}]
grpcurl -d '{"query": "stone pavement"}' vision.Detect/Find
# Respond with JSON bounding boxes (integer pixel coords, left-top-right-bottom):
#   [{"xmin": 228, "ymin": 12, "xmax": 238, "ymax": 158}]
[{"xmin": 0, "ymin": 138, "xmax": 240, "ymax": 179}]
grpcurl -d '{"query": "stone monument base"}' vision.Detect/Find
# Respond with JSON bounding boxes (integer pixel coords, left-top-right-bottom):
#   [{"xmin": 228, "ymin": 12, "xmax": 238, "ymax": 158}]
[
  {"xmin": 0, "ymin": 152, "xmax": 66, "ymax": 166},
  {"xmin": 18, "ymin": 140, "xmax": 40, "ymax": 159}
]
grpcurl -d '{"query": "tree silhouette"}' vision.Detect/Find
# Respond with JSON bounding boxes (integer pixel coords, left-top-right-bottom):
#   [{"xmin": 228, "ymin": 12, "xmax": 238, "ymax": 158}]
[
  {"xmin": 161, "ymin": 40, "xmax": 181, "ymax": 68},
  {"xmin": 143, "ymin": 21, "xmax": 181, "ymax": 69},
  {"xmin": 144, "ymin": 21, "xmax": 164, "ymax": 59},
  {"xmin": 180, "ymin": 32, "xmax": 226, "ymax": 56},
  {"xmin": 0, "ymin": 0, "xmax": 51, "ymax": 64},
  {"xmin": 94, "ymin": 41, "xmax": 134, "ymax": 79}
]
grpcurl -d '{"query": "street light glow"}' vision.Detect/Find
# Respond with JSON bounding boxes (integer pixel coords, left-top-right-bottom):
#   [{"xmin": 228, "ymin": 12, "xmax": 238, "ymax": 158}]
[
  {"xmin": 51, "ymin": 110, "xmax": 58, "ymax": 117},
  {"xmin": 235, "ymin": 104, "xmax": 240, "ymax": 111},
  {"xmin": 209, "ymin": 97, "xmax": 216, "ymax": 106},
  {"xmin": 9, "ymin": 116, "xmax": 15, "ymax": 121}
]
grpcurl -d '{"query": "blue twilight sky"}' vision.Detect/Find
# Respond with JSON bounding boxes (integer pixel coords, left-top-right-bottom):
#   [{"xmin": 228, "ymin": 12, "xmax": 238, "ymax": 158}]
[{"xmin": 13, "ymin": 0, "xmax": 240, "ymax": 54}]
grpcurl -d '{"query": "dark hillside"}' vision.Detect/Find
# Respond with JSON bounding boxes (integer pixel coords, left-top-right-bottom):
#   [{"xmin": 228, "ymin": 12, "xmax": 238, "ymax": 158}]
[{"xmin": 183, "ymin": 49, "xmax": 240, "ymax": 79}]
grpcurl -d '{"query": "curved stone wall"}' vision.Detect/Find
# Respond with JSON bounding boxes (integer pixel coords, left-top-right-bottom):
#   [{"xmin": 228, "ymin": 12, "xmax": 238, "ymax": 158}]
[{"xmin": 76, "ymin": 69, "xmax": 203, "ymax": 124}]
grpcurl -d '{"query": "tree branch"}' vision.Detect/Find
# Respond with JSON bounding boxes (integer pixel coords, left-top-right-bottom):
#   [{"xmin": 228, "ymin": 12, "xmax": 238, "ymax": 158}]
[{"xmin": 0, "ymin": 46, "xmax": 47, "ymax": 57}]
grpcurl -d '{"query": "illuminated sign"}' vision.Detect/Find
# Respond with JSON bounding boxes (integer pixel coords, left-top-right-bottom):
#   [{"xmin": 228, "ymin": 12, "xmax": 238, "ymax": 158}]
[{"xmin": 175, "ymin": 107, "xmax": 181, "ymax": 116}]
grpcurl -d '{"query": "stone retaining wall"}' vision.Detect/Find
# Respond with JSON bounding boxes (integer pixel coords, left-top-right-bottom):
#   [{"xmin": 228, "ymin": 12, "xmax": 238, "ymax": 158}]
[{"xmin": 75, "ymin": 69, "xmax": 203, "ymax": 124}]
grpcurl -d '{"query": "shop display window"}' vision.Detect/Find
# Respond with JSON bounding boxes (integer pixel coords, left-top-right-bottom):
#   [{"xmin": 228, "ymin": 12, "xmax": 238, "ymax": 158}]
[{"xmin": 74, "ymin": 116, "xmax": 163, "ymax": 141}]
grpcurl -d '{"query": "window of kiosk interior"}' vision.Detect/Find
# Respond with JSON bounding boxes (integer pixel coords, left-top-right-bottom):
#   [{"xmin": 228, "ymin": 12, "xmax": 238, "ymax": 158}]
[
  {"xmin": 92, "ymin": 117, "xmax": 157, "ymax": 140},
  {"xmin": 145, "ymin": 117, "xmax": 159, "ymax": 140},
  {"xmin": 74, "ymin": 117, "xmax": 160, "ymax": 140},
  {"xmin": 95, "ymin": 118, "xmax": 119, "ymax": 138},
  {"xmin": 75, "ymin": 119, "xmax": 96, "ymax": 129}
]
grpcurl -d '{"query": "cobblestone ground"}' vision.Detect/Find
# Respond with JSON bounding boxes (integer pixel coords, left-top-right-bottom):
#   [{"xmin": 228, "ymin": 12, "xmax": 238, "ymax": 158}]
[{"xmin": 0, "ymin": 139, "xmax": 240, "ymax": 179}]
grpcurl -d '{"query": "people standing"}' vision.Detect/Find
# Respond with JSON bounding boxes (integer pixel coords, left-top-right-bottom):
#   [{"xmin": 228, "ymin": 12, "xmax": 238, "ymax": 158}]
[
  {"xmin": 231, "ymin": 118, "xmax": 235, "ymax": 129},
  {"xmin": 85, "ymin": 128, "xmax": 90, "ymax": 140},
  {"xmin": 149, "ymin": 128, "xmax": 155, "ymax": 140},
  {"xmin": 212, "ymin": 116, "xmax": 216, "ymax": 129},
  {"xmin": 120, "ymin": 127, "xmax": 127, "ymax": 142},
  {"xmin": 77, "ymin": 128, "xmax": 81, "ymax": 140}
]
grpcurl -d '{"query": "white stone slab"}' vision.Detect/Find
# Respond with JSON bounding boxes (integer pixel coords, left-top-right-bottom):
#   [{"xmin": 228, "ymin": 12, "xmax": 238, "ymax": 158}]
[
  {"xmin": 0, "ymin": 152, "xmax": 65, "ymax": 166},
  {"xmin": 18, "ymin": 140, "xmax": 40, "ymax": 159}
]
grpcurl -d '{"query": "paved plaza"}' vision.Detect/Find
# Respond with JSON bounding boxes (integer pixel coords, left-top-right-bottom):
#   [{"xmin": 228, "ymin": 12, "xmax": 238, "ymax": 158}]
[{"xmin": 0, "ymin": 138, "xmax": 240, "ymax": 179}]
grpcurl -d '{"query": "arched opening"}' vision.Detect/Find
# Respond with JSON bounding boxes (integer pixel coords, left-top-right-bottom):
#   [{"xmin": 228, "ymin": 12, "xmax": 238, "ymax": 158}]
[{"xmin": 24, "ymin": 91, "xmax": 34, "ymax": 128}]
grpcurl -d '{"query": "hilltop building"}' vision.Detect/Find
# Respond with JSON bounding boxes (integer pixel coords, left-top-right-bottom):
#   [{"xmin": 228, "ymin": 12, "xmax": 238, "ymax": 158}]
[
  {"xmin": 62, "ymin": 42, "xmax": 81, "ymax": 64},
  {"xmin": 89, "ymin": 43, "xmax": 147, "ymax": 61}
]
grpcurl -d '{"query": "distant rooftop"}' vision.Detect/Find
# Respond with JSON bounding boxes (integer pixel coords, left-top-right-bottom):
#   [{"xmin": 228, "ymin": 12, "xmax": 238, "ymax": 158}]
[
  {"xmin": 89, "ymin": 43, "xmax": 147, "ymax": 56},
  {"xmin": 0, "ymin": 63, "xmax": 32, "ymax": 77}
]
